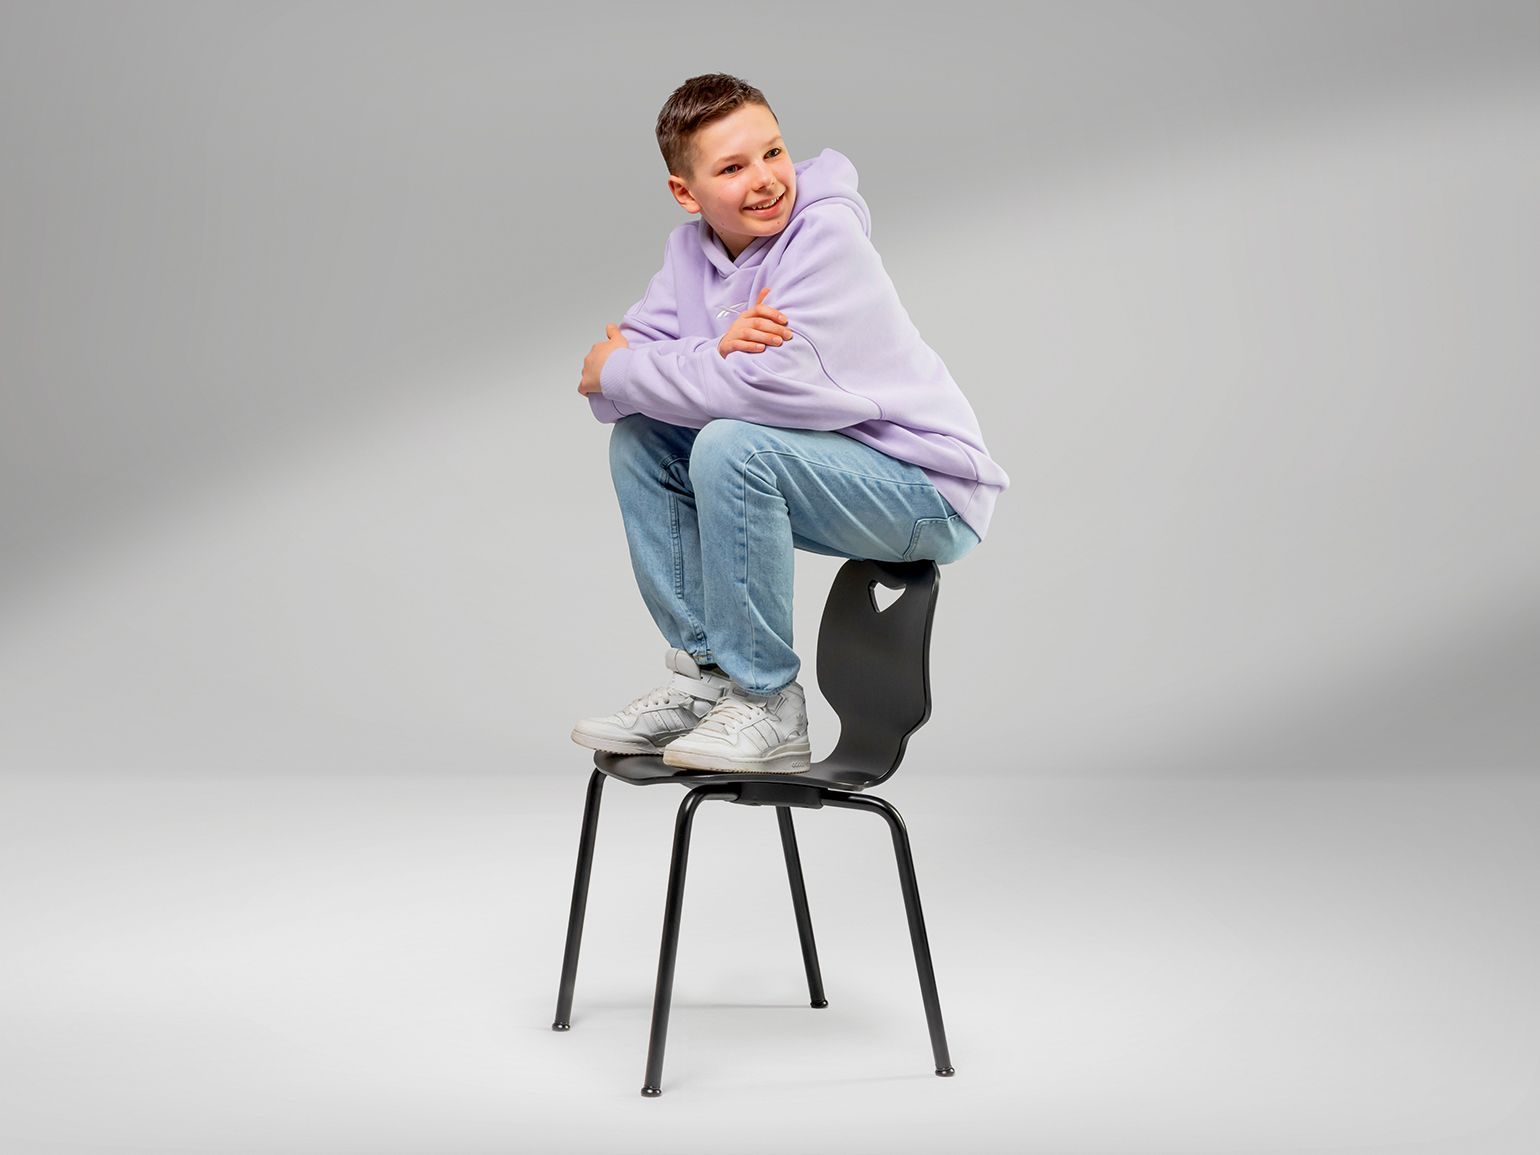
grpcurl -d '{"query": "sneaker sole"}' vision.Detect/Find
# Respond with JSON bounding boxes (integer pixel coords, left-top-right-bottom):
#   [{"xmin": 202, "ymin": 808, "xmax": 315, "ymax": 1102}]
[
  {"xmin": 661, "ymin": 744, "xmax": 813, "ymax": 774},
  {"xmin": 569, "ymin": 728, "xmax": 673, "ymax": 756}
]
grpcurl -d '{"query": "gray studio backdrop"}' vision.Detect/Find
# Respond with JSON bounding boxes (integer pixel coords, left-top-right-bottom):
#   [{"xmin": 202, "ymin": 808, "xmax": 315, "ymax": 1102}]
[
  {"xmin": 3, "ymin": 5, "xmax": 1539, "ymax": 1154},
  {"xmin": 2, "ymin": 0, "xmax": 1536, "ymax": 778}
]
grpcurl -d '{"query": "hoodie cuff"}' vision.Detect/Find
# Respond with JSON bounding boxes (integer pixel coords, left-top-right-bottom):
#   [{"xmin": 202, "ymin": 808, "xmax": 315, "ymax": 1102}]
[
  {"xmin": 599, "ymin": 346, "xmax": 635, "ymax": 407},
  {"xmin": 586, "ymin": 391, "xmax": 627, "ymax": 423}
]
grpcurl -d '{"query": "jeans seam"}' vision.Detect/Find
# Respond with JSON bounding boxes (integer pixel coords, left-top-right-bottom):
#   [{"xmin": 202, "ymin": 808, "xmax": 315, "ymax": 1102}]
[
  {"xmin": 741, "ymin": 449, "xmax": 938, "ymax": 490},
  {"xmin": 661, "ymin": 453, "xmax": 707, "ymax": 650},
  {"xmin": 737, "ymin": 452, "xmax": 756, "ymax": 689},
  {"xmin": 744, "ymin": 449, "xmax": 949, "ymax": 569},
  {"xmin": 903, "ymin": 514, "xmax": 960, "ymax": 562},
  {"xmin": 736, "ymin": 449, "xmax": 804, "ymax": 692}
]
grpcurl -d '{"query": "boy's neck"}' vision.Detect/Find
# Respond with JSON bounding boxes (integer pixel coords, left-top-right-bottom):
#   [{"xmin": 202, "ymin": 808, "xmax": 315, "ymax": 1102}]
[{"xmin": 711, "ymin": 225, "xmax": 750, "ymax": 263}]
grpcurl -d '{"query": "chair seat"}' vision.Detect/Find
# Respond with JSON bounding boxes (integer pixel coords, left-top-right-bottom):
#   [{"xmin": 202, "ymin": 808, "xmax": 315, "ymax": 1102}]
[{"xmin": 593, "ymin": 750, "xmax": 881, "ymax": 793}]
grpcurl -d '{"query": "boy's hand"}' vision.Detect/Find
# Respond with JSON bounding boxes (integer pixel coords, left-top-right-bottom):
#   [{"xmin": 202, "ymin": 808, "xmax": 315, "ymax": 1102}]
[
  {"xmin": 578, "ymin": 323, "xmax": 629, "ymax": 395},
  {"xmin": 719, "ymin": 286, "xmax": 793, "ymax": 358}
]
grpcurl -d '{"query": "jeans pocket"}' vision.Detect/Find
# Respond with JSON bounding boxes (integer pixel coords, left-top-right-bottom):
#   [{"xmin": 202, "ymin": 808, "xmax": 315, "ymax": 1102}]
[{"xmin": 902, "ymin": 513, "xmax": 979, "ymax": 564}]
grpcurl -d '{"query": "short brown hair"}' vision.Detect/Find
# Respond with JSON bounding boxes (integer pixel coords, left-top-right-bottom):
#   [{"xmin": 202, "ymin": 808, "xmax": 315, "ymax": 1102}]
[{"xmin": 656, "ymin": 73, "xmax": 778, "ymax": 184}]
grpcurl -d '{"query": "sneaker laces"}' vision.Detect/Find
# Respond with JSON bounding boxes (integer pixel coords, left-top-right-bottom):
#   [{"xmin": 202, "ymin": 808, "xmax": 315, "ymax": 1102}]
[
  {"xmin": 698, "ymin": 694, "xmax": 768, "ymax": 735},
  {"xmin": 619, "ymin": 684, "xmax": 680, "ymax": 719}
]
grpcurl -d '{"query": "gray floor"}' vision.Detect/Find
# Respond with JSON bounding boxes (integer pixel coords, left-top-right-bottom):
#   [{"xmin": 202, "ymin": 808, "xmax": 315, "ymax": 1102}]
[{"xmin": 2, "ymin": 765, "xmax": 1536, "ymax": 1154}]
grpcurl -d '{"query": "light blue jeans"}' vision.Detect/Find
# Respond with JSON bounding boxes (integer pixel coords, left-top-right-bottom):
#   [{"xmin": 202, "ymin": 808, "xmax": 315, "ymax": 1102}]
[{"xmin": 608, "ymin": 414, "xmax": 980, "ymax": 695}]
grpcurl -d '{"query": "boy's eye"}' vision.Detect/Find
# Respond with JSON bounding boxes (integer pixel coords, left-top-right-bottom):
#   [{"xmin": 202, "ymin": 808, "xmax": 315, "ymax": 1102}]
[{"xmin": 723, "ymin": 147, "xmax": 781, "ymax": 174}]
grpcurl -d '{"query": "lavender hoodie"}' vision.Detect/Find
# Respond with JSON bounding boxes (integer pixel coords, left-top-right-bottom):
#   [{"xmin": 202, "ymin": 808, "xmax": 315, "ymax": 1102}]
[{"xmin": 589, "ymin": 147, "xmax": 1008, "ymax": 539}]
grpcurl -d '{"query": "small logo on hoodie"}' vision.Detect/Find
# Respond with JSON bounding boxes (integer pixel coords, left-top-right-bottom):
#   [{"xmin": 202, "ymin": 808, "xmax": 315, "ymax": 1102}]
[{"xmin": 716, "ymin": 301, "xmax": 751, "ymax": 319}]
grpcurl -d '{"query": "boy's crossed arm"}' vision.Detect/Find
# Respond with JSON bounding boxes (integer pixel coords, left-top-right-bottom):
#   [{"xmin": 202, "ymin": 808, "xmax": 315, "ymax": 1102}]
[
  {"xmin": 576, "ymin": 287, "xmax": 793, "ymax": 396},
  {"xmin": 578, "ymin": 206, "xmax": 884, "ymax": 431}
]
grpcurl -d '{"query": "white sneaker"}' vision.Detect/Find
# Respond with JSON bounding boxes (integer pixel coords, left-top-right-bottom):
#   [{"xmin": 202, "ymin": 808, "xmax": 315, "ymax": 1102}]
[
  {"xmin": 571, "ymin": 649, "xmax": 733, "ymax": 755},
  {"xmin": 661, "ymin": 681, "xmax": 812, "ymax": 774}
]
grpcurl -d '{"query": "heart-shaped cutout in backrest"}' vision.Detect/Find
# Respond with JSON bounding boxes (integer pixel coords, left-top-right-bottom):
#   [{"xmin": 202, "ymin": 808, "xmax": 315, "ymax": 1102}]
[{"xmin": 870, "ymin": 581, "xmax": 904, "ymax": 613}]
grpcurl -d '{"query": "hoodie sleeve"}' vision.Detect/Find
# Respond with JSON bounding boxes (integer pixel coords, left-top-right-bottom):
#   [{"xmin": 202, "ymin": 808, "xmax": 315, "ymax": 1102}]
[
  {"xmin": 587, "ymin": 232, "xmax": 698, "ymax": 424},
  {"xmin": 597, "ymin": 205, "xmax": 885, "ymax": 431}
]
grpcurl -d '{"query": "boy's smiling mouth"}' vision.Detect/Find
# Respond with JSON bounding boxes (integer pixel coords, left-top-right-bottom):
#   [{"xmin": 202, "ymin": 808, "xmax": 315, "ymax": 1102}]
[{"xmin": 745, "ymin": 191, "xmax": 785, "ymax": 215}]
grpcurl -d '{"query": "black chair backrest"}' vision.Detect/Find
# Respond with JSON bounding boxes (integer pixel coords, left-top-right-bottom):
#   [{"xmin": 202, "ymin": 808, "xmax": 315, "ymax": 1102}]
[{"xmin": 815, "ymin": 559, "xmax": 940, "ymax": 787}]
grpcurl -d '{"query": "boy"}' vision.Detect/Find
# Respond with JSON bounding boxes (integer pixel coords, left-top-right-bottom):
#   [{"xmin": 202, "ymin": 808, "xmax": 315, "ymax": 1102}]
[{"xmin": 571, "ymin": 73, "xmax": 1008, "ymax": 774}]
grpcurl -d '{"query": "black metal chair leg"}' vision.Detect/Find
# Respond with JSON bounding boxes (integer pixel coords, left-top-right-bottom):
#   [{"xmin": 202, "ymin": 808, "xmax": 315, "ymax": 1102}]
[
  {"xmin": 642, "ymin": 785, "xmax": 734, "ymax": 1097},
  {"xmin": 824, "ymin": 793, "xmax": 954, "ymax": 1076},
  {"xmin": 553, "ymin": 768, "xmax": 605, "ymax": 1031},
  {"xmin": 776, "ymin": 806, "xmax": 828, "ymax": 1008}
]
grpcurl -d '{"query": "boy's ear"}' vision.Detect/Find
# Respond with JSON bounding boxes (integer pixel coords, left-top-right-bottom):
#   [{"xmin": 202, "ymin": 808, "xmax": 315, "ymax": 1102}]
[{"xmin": 668, "ymin": 176, "xmax": 701, "ymax": 214}]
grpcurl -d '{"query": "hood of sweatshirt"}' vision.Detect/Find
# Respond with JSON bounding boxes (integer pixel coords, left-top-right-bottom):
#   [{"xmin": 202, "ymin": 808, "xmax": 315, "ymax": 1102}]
[{"xmin": 698, "ymin": 148, "xmax": 870, "ymax": 277}]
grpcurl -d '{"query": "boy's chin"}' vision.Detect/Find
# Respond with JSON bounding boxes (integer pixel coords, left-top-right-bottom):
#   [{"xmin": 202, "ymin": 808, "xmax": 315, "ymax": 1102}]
[
  {"xmin": 712, "ymin": 220, "xmax": 784, "ymax": 247},
  {"xmin": 743, "ymin": 214, "xmax": 790, "ymax": 234}
]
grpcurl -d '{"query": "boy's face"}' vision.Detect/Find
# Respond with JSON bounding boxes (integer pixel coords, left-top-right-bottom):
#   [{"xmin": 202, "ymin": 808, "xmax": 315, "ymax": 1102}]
[{"xmin": 669, "ymin": 103, "xmax": 796, "ymax": 261}]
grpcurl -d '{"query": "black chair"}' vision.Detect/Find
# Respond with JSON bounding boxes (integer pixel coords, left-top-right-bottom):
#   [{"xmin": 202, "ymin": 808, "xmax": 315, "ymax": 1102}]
[{"xmin": 551, "ymin": 558, "xmax": 955, "ymax": 1096}]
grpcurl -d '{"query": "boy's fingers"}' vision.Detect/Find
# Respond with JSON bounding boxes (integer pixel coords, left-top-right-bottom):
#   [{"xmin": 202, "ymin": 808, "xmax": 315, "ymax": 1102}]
[{"xmin": 756, "ymin": 286, "xmax": 770, "ymax": 303}]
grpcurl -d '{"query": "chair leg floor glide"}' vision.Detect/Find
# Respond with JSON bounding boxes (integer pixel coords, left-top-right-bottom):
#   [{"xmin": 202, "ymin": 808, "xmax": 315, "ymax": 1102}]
[
  {"xmin": 776, "ymin": 805, "xmax": 828, "ymax": 1009},
  {"xmin": 822, "ymin": 792, "xmax": 954, "ymax": 1077},
  {"xmin": 551, "ymin": 768, "xmax": 605, "ymax": 1032},
  {"xmin": 552, "ymin": 768, "xmax": 955, "ymax": 1095},
  {"xmin": 641, "ymin": 784, "xmax": 734, "ymax": 1096}
]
